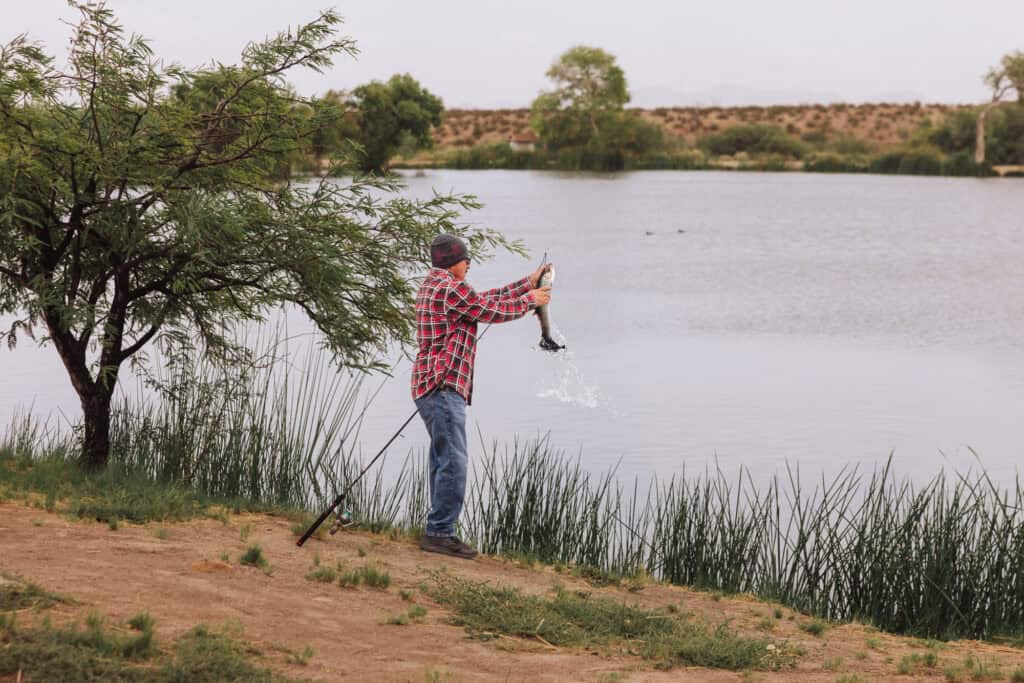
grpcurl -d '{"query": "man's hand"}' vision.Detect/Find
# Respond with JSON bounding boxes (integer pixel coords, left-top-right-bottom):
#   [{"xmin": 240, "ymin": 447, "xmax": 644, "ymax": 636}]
[
  {"xmin": 529, "ymin": 286, "xmax": 551, "ymax": 307},
  {"xmin": 528, "ymin": 263, "xmax": 552, "ymax": 289}
]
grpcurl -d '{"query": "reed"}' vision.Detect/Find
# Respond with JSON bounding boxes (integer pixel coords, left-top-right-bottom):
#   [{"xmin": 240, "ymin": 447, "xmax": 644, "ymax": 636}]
[{"xmin": 5, "ymin": 344, "xmax": 1024, "ymax": 642}]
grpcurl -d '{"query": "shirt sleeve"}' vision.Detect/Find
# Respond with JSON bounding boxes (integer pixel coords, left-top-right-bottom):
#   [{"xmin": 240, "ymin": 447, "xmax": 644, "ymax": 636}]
[
  {"xmin": 446, "ymin": 280, "xmax": 535, "ymax": 323},
  {"xmin": 481, "ymin": 276, "xmax": 532, "ymax": 299}
]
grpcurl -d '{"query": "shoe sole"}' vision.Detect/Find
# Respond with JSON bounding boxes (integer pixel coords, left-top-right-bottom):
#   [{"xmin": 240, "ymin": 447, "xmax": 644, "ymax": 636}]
[{"xmin": 419, "ymin": 544, "xmax": 478, "ymax": 560}]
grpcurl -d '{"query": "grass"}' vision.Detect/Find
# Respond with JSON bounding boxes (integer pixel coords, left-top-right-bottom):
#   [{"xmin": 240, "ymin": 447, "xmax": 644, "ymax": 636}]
[
  {"xmin": 284, "ymin": 645, "xmax": 314, "ymax": 666},
  {"xmin": 385, "ymin": 605, "xmax": 427, "ymax": 625},
  {"xmin": 304, "ymin": 555, "xmax": 339, "ymax": 583},
  {"xmin": 0, "ymin": 572, "xmax": 68, "ymax": 611},
  {"xmin": 0, "ymin": 611, "xmax": 290, "ymax": 682},
  {"xmin": 239, "ymin": 544, "xmax": 265, "ymax": 567},
  {"xmin": 897, "ymin": 651, "xmax": 939, "ymax": 674},
  {"xmin": 798, "ymin": 620, "xmax": 827, "ymax": 637},
  {"xmin": 9, "ymin": 337, "xmax": 1024, "ymax": 643},
  {"xmin": 338, "ymin": 564, "xmax": 391, "ymax": 589},
  {"xmin": 427, "ymin": 573, "xmax": 796, "ymax": 671},
  {"xmin": 0, "ymin": 569, "xmax": 285, "ymax": 681}
]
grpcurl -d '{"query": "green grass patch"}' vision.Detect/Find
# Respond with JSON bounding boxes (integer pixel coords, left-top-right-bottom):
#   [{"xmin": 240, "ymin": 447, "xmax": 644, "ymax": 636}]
[
  {"xmin": 0, "ymin": 572, "xmax": 68, "ymax": 611},
  {"xmin": 385, "ymin": 605, "xmax": 427, "ymax": 626},
  {"xmin": 427, "ymin": 574, "xmax": 796, "ymax": 671},
  {"xmin": 239, "ymin": 545, "xmax": 271, "ymax": 574},
  {"xmin": 0, "ymin": 611, "xmax": 291, "ymax": 682},
  {"xmin": 897, "ymin": 651, "xmax": 939, "ymax": 674},
  {"xmin": 303, "ymin": 556, "xmax": 339, "ymax": 584},
  {"xmin": 798, "ymin": 619, "xmax": 827, "ymax": 636},
  {"xmin": 963, "ymin": 654, "xmax": 1003, "ymax": 680},
  {"xmin": 284, "ymin": 645, "xmax": 314, "ymax": 666},
  {"xmin": 0, "ymin": 447, "xmax": 271, "ymax": 527},
  {"xmin": 338, "ymin": 563, "xmax": 391, "ymax": 589}
]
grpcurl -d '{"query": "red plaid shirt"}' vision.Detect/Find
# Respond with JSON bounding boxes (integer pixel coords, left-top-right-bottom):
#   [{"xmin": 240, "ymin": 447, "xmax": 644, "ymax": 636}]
[{"xmin": 411, "ymin": 268, "xmax": 536, "ymax": 404}]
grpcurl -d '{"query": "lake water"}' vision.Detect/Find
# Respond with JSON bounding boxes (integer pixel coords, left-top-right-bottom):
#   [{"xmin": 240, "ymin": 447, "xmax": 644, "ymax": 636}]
[{"xmin": 4, "ymin": 171, "xmax": 1024, "ymax": 486}]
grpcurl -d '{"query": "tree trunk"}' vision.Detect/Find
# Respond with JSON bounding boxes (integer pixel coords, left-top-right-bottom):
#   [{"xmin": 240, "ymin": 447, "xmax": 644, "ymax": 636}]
[
  {"xmin": 80, "ymin": 390, "xmax": 113, "ymax": 471},
  {"xmin": 975, "ymin": 103, "xmax": 996, "ymax": 165}
]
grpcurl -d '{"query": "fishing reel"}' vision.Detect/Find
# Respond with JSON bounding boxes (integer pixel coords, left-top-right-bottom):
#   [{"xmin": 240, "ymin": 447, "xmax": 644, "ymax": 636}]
[{"xmin": 328, "ymin": 507, "xmax": 355, "ymax": 535}]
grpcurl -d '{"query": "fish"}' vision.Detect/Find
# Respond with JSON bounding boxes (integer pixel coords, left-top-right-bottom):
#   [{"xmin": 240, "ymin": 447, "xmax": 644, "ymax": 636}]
[{"xmin": 536, "ymin": 266, "xmax": 565, "ymax": 352}]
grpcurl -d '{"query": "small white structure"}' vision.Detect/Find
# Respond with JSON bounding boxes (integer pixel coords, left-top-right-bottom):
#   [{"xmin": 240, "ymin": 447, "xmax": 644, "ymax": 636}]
[{"xmin": 509, "ymin": 131, "xmax": 539, "ymax": 152}]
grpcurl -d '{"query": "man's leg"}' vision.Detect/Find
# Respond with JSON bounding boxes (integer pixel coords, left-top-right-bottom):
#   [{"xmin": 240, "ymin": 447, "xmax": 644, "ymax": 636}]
[{"xmin": 415, "ymin": 390, "xmax": 476, "ymax": 559}]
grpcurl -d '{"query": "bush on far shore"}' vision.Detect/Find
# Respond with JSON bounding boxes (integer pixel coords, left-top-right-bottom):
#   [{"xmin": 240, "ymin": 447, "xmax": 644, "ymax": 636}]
[{"xmin": 699, "ymin": 124, "xmax": 809, "ymax": 159}]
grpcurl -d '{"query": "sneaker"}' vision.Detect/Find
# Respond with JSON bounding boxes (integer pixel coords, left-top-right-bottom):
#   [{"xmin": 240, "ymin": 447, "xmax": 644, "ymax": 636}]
[{"xmin": 419, "ymin": 534, "xmax": 478, "ymax": 560}]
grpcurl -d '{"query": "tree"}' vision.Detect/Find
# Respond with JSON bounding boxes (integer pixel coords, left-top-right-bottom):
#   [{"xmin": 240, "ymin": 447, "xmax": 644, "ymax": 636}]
[
  {"xmin": 530, "ymin": 46, "xmax": 629, "ymax": 150},
  {"xmin": 351, "ymin": 74, "xmax": 443, "ymax": 173},
  {"xmin": 975, "ymin": 51, "xmax": 1024, "ymax": 164},
  {"xmin": 0, "ymin": 3, "xmax": 519, "ymax": 469},
  {"xmin": 528, "ymin": 46, "xmax": 664, "ymax": 170},
  {"xmin": 308, "ymin": 89, "xmax": 358, "ymax": 162}
]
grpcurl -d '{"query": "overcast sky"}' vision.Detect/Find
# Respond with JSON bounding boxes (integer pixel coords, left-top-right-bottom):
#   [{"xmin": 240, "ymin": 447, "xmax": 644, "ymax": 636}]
[{"xmin": 9, "ymin": 1, "xmax": 1024, "ymax": 107}]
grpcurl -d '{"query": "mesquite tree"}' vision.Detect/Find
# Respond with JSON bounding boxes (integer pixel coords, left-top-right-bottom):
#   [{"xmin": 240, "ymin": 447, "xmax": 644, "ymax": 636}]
[
  {"xmin": 975, "ymin": 51, "xmax": 1024, "ymax": 164},
  {"xmin": 0, "ymin": 3, "xmax": 519, "ymax": 469}
]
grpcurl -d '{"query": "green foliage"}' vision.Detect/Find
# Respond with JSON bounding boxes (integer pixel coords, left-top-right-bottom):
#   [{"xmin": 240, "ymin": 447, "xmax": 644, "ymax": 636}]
[
  {"xmin": 700, "ymin": 124, "xmax": 808, "ymax": 159},
  {"xmin": 530, "ymin": 46, "xmax": 664, "ymax": 170},
  {"xmin": 338, "ymin": 563, "xmax": 391, "ymax": 589},
  {"xmin": 0, "ymin": 3, "xmax": 516, "ymax": 470},
  {"xmin": 239, "ymin": 545, "xmax": 267, "ymax": 569},
  {"xmin": 385, "ymin": 605, "xmax": 427, "ymax": 625},
  {"xmin": 870, "ymin": 146, "xmax": 944, "ymax": 175},
  {"xmin": 429, "ymin": 574, "xmax": 793, "ymax": 671},
  {"xmin": 307, "ymin": 89, "xmax": 358, "ymax": 160},
  {"xmin": 0, "ymin": 572, "xmax": 67, "ymax": 611},
  {"xmin": 925, "ymin": 102, "xmax": 1024, "ymax": 167},
  {"xmin": 304, "ymin": 562, "xmax": 339, "ymax": 583},
  {"xmin": 797, "ymin": 620, "xmax": 827, "ymax": 637},
  {"xmin": 441, "ymin": 141, "xmax": 547, "ymax": 170},
  {"xmin": 985, "ymin": 51, "xmax": 1024, "ymax": 102},
  {"xmin": 897, "ymin": 651, "xmax": 939, "ymax": 674},
  {"xmin": 823, "ymin": 656, "xmax": 843, "ymax": 671},
  {"xmin": 0, "ymin": 611, "xmax": 169, "ymax": 680},
  {"xmin": 351, "ymin": 74, "xmax": 443, "ymax": 172}
]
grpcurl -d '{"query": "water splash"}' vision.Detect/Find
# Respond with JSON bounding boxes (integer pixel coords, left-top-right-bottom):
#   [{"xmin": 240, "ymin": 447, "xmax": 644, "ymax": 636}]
[{"xmin": 534, "ymin": 326, "xmax": 613, "ymax": 411}]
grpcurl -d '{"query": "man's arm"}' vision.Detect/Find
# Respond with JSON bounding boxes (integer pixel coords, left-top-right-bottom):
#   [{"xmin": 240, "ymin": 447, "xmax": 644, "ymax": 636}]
[
  {"xmin": 480, "ymin": 276, "xmax": 532, "ymax": 299},
  {"xmin": 446, "ymin": 280, "xmax": 535, "ymax": 323}
]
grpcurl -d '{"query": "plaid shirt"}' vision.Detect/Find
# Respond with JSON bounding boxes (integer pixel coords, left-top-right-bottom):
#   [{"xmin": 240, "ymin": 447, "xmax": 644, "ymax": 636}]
[{"xmin": 411, "ymin": 268, "xmax": 536, "ymax": 404}]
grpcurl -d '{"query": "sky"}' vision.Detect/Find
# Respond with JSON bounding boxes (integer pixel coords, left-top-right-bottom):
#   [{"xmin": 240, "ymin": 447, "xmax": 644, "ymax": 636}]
[{"xmin": 7, "ymin": 1, "xmax": 1024, "ymax": 108}]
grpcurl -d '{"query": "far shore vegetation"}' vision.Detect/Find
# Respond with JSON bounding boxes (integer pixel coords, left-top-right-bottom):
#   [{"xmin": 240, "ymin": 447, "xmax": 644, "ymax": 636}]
[{"xmin": 304, "ymin": 47, "xmax": 1024, "ymax": 178}]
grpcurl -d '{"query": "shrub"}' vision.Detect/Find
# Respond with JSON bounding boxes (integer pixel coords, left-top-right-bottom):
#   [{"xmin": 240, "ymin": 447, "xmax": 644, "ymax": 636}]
[
  {"xmin": 804, "ymin": 152, "xmax": 869, "ymax": 174},
  {"xmin": 700, "ymin": 124, "xmax": 808, "ymax": 159}
]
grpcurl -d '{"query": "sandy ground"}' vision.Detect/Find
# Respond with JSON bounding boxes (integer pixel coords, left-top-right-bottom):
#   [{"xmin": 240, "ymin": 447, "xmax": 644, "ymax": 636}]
[{"xmin": 2, "ymin": 501, "xmax": 1023, "ymax": 682}]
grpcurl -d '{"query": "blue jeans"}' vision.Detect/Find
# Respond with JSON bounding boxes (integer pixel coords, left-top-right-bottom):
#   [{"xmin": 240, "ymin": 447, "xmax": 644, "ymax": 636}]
[{"xmin": 415, "ymin": 389, "xmax": 468, "ymax": 537}]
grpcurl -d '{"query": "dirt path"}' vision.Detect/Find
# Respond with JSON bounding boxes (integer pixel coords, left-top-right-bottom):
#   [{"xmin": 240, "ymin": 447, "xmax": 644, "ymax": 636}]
[{"xmin": 2, "ymin": 501, "xmax": 1023, "ymax": 682}]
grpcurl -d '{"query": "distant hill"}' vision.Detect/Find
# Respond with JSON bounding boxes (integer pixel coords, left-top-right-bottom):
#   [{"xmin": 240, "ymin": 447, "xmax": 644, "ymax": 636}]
[{"xmin": 434, "ymin": 102, "xmax": 975, "ymax": 150}]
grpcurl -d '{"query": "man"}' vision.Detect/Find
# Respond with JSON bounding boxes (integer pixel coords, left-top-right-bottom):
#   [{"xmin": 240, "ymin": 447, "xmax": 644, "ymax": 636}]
[{"xmin": 412, "ymin": 234, "xmax": 552, "ymax": 559}]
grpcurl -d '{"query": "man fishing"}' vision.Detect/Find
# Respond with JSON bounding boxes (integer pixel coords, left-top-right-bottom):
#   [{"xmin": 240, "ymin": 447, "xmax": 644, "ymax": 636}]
[{"xmin": 412, "ymin": 234, "xmax": 552, "ymax": 559}]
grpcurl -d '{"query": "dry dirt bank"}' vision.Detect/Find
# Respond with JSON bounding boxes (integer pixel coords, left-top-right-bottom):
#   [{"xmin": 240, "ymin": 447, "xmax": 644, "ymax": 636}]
[{"xmin": 2, "ymin": 502, "xmax": 1022, "ymax": 682}]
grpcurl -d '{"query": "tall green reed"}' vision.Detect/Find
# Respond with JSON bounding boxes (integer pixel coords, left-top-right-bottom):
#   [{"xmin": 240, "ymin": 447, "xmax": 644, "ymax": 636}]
[{"xmin": 5, "ymin": 340, "xmax": 1024, "ymax": 642}]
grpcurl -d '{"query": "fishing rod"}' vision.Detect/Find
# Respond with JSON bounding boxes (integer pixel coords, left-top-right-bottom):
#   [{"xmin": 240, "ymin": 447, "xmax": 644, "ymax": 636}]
[{"xmin": 297, "ymin": 253, "xmax": 548, "ymax": 547}]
